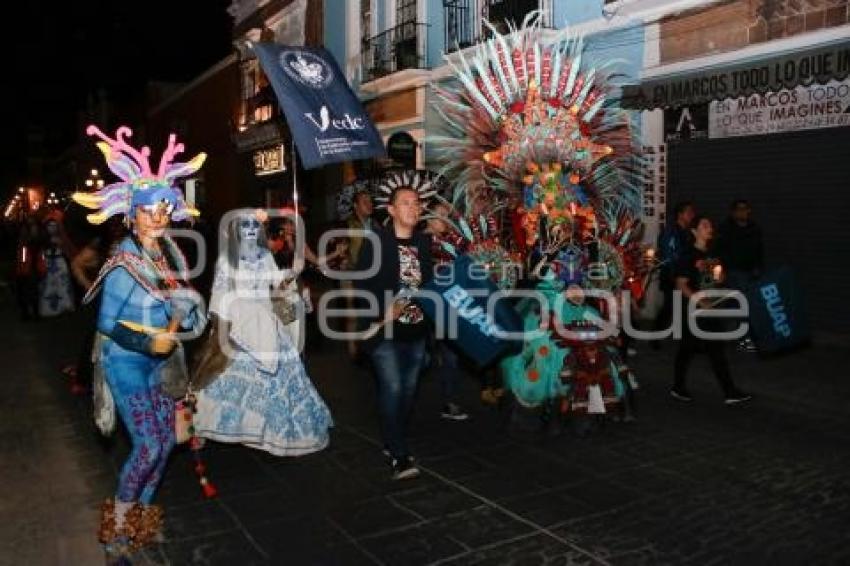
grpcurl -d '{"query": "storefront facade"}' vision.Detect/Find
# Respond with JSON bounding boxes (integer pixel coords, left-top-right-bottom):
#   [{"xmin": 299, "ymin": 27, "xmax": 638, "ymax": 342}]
[{"xmin": 624, "ymin": 0, "xmax": 850, "ymax": 332}]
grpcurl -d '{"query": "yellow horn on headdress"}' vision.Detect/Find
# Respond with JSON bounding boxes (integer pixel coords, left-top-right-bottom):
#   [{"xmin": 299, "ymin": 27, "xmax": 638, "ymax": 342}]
[
  {"xmin": 72, "ymin": 192, "xmax": 104, "ymax": 209},
  {"xmin": 95, "ymin": 141, "xmax": 113, "ymax": 159},
  {"xmin": 86, "ymin": 212, "xmax": 110, "ymax": 225},
  {"xmin": 187, "ymin": 152, "xmax": 207, "ymax": 171}
]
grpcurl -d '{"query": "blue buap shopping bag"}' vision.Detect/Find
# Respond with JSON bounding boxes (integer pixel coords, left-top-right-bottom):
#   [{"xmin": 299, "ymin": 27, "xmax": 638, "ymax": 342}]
[
  {"xmin": 415, "ymin": 255, "xmax": 523, "ymax": 367},
  {"xmin": 745, "ymin": 265, "xmax": 810, "ymax": 353}
]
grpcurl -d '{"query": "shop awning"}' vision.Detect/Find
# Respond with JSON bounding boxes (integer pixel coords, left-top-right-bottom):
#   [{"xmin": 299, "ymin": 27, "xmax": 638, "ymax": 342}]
[{"xmin": 622, "ymin": 39, "xmax": 850, "ymax": 110}]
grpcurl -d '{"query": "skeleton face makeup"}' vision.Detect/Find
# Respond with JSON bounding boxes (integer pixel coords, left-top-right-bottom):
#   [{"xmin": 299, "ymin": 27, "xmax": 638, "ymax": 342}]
[{"xmin": 239, "ymin": 217, "xmax": 261, "ymax": 243}]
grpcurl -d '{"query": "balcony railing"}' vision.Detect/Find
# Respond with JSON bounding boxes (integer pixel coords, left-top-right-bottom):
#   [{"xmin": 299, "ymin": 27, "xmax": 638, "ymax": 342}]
[
  {"xmin": 444, "ymin": 0, "xmax": 553, "ymax": 53},
  {"xmin": 361, "ymin": 22, "xmax": 429, "ymax": 83}
]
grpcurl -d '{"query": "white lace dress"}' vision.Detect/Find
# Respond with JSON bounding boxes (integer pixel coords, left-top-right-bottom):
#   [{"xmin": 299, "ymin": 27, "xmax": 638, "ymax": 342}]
[{"xmin": 194, "ymin": 251, "xmax": 332, "ymax": 456}]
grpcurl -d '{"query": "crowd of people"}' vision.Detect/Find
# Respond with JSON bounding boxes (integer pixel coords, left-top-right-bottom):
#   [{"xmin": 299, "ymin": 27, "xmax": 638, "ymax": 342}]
[
  {"xmin": 2, "ymin": 145, "xmax": 773, "ymax": 566},
  {"xmin": 3, "ymin": 18, "xmax": 772, "ymax": 563},
  {"xmin": 655, "ymin": 199, "xmax": 763, "ymax": 404}
]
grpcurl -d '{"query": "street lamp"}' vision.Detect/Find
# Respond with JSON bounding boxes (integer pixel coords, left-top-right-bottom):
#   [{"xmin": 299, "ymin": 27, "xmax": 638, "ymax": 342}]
[{"xmin": 84, "ymin": 168, "xmax": 101, "ymax": 190}]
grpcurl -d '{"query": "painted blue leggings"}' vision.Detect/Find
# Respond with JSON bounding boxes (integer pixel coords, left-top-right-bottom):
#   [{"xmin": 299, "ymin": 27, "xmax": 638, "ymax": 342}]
[{"xmin": 103, "ymin": 342, "xmax": 176, "ymax": 504}]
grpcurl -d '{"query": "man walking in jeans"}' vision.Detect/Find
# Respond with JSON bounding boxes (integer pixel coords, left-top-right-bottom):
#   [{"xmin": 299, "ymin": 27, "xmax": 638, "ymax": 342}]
[{"xmin": 355, "ymin": 186, "xmax": 432, "ymax": 480}]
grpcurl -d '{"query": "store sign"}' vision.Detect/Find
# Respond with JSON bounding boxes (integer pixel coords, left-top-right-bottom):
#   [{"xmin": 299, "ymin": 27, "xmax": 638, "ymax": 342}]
[
  {"xmin": 623, "ymin": 40, "xmax": 850, "ymax": 110},
  {"xmin": 709, "ymin": 79, "xmax": 850, "ymax": 138},
  {"xmin": 664, "ymin": 104, "xmax": 709, "ymax": 143},
  {"xmin": 233, "ymin": 121, "xmax": 284, "ymax": 153},
  {"xmin": 253, "ymin": 145, "xmax": 286, "ymax": 176}
]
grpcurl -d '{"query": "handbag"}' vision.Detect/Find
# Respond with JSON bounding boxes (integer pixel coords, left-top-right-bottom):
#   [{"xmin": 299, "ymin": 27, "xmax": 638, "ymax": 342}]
[
  {"xmin": 159, "ymin": 341, "xmax": 190, "ymax": 399},
  {"xmin": 271, "ymin": 280, "xmax": 299, "ymax": 326},
  {"xmin": 190, "ymin": 318, "xmax": 232, "ymax": 391}
]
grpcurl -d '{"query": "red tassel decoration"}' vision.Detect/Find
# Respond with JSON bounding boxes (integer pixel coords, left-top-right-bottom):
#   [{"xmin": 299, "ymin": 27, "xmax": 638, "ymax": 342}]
[
  {"xmin": 200, "ymin": 477, "xmax": 218, "ymax": 499},
  {"xmin": 185, "ymin": 393, "xmax": 218, "ymax": 500}
]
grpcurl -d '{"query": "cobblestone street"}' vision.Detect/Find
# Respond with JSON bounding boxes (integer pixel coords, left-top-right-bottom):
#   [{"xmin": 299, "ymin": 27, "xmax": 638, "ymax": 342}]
[{"xmin": 3, "ymin": 306, "xmax": 849, "ymax": 565}]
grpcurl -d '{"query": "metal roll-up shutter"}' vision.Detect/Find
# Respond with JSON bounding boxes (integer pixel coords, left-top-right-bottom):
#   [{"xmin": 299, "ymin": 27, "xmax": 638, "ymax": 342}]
[{"xmin": 667, "ymin": 127, "xmax": 850, "ymax": 333}]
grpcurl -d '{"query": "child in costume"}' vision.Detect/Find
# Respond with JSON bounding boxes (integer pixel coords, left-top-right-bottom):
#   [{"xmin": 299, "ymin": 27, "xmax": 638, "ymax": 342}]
[
  {"xmin": 73, "ymin": 125, "xmax": 207, "ymax": 561},
  {"xmin": 192, "ymin": 210, "xmax": 332, "ymax": 456}
]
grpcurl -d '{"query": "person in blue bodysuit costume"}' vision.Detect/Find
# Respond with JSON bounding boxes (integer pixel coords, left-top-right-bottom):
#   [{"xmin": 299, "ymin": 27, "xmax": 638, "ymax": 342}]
[{"xmin": 73, "ymin": 125, "xmax": 207, "ymax": 562}]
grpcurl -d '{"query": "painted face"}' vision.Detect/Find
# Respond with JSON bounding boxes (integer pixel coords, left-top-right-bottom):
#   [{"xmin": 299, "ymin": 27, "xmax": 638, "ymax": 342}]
[
  {"xmin": 134, "ymin": 201, "xmax": 172, "ymax": 239},
  {"xmin": 239, "ymin": 217, "xmax": 261, "ymax": 242}
]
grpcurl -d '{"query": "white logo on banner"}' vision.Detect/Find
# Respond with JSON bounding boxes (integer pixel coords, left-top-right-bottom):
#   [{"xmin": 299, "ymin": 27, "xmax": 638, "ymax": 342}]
[
  {"xmin": 281, "ymin": 51, "xmax": 333, "ymax": 89},
  {"xmin": 709, "ymin": 78, "xmax": 850, "ymax": 138},
  {"xmin": 304, "ymin": 106, "xmax": 367, "ymax": 132}
]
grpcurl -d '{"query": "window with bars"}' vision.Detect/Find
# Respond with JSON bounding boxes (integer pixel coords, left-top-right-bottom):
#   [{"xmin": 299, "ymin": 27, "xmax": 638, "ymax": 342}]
[
  {"xmin": 396, "ymin": 0, "xmax": 417, "ymax": 24},
  {"xmin": 444, "ymin": 0, "xmax": 474, "ymax": 50},
  {"xmin": 360, "ymin": 0, "xmax": 372, "ymax": 45},
  {"xmin": 238, "ymin": 58, "xmax": 277, "ymax": 128}
]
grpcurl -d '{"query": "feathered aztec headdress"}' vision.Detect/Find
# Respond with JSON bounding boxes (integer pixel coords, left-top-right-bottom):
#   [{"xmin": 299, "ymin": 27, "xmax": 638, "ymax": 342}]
[
  {"xmin": 429, "ymin": 12, "xmax": 643, "ymax": 214},
  {"xmin": 73, "ymin": 125, "xmax": 206, "ymax": 225},
  {"xmin": 374, "ymin": 169, "xmax": 445, "ymax": 210}
]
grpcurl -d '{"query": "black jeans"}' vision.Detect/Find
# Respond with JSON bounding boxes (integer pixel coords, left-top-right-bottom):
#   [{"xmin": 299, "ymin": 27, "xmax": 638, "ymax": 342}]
[{"xmin": 673, "ymin": 326, "xmax": 736, "ymax": 396}]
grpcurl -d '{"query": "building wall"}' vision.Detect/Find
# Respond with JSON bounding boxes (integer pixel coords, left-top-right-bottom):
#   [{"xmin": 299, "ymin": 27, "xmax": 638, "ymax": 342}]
[
  {"xmin": 146, "ymin": 56, "xmax": 246, "ymax": 224},
  {"xmin": 659, "ymin": 0, "xmax": 850, "ymax": 65},
  {"xmin": 427, "ymin": 0, "xmax": 446, "ymax": 68},
  {"xmin": 323, "ymin": 0, "xmax": 347, "ymax": 66},
  {"xmin": 555, "ymin": 0, "xmax": 605, "ymax": 26},
  {"xmin": 584, "ymin": 21, "xmax": 645, "ymax": 82}
]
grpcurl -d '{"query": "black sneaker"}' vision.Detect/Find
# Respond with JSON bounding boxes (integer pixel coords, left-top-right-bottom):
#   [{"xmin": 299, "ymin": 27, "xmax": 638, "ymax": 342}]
[
  {"xmin": 390, "ymin": 457, "xmax": 420, "ymax": 480},
  {"xmin": 670, "ymin": 387, "xmax": 693, "ymax": 402},
  {"xmin": 724, "ymin": 391, "xmax": 752, "ymax": 405},
  {"xmin": 440, "ymin": 403, "xmax": 469, "ymax": 421}
]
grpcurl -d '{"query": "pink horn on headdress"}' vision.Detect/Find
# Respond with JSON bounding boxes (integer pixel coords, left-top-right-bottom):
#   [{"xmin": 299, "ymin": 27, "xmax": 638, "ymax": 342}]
[
  {"xmin": 158, "ymin": 134, "xmax": 186, "ymax": 178},
  {"xmin": 86, "ymin": 125, "xmax": 154, "ymax": 178}
]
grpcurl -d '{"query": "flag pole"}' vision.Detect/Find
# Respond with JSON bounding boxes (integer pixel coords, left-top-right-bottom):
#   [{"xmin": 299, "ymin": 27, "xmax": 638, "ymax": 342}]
[{"xmin": 291, "ymin": 136, "xmax": 299, "ymax": 218}]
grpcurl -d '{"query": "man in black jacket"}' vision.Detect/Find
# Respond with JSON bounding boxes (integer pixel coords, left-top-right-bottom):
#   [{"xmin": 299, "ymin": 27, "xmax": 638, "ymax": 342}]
[
  {"xmin": 651, "ymin": 201, "xmax": 695, "ymax": 347},
  {"xmin": 354, "ymin": 186, "xmax": 432, "ymax": 480},
  {"xmin": 715, "ymin": 199, "xmax": 764, "ymax": 352}
]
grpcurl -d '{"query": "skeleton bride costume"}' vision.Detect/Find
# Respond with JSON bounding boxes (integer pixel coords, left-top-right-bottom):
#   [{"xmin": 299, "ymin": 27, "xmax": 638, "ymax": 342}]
[{"xmin": 193, "ymin": 211, "xmax": 332, "ymax": 456}]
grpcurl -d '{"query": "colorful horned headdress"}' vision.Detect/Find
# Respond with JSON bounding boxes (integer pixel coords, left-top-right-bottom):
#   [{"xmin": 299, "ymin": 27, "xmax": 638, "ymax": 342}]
[
  {"xmin": 430, "ymin": 12, "xmax": 643, "ymax": 214},
  {"xmin": 73, "ymin": 125, "xmax": 206, "ymax": 225}
]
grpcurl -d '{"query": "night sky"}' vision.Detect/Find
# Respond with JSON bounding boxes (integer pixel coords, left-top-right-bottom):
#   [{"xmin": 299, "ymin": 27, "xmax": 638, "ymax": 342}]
[{"xmin": 1, "ymin": 0, "xmax": 233, "ymax": 198}]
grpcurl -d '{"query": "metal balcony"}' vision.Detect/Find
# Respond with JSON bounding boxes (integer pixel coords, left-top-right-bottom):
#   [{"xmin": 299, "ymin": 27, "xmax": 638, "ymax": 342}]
[
  {"xmin": 361, "ymin": 22, "xmax": 429, "ymax": 82},
  {"xmin": 444, "ymin": 0, "xmax": 553, "ymax": 53}
]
